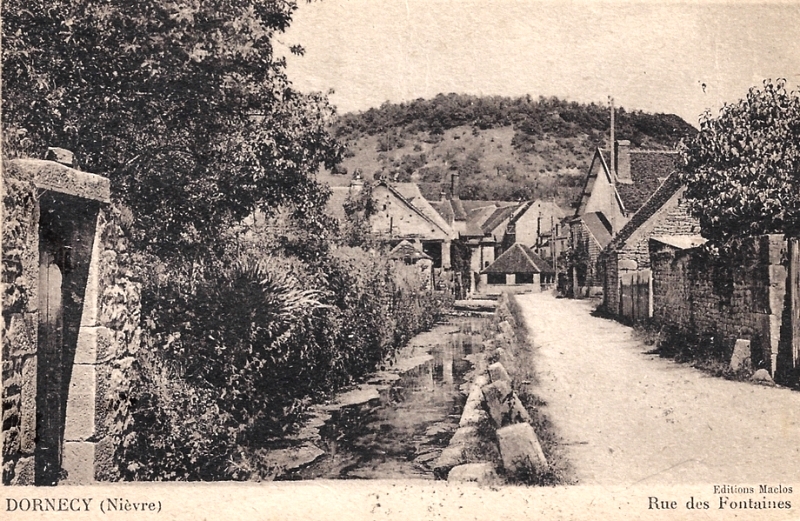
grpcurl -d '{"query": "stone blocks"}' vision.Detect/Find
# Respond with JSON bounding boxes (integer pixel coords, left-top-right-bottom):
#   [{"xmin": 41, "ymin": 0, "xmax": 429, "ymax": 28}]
[
  {"xmin": 488, "ymin": 362, "xmax": 510, "ymax": 383},
  {"xmin": 496, "ymin": 423, "xmax": 548, "ymax": 476},
  {"xmin": 447, "ymin": 463, "xmax": 500, "ymax": 485}
]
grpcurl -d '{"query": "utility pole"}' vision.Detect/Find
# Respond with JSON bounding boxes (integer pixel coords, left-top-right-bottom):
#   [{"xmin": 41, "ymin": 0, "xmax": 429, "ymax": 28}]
[{"xmin": 609, "ymin": 96, "xmax": 615, "ymax": 173}]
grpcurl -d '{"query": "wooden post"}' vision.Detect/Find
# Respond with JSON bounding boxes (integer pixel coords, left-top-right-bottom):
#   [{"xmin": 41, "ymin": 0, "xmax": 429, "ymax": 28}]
[{"xmin": 790, "ymin": 238, "xmax": 800, "ymax": 378}]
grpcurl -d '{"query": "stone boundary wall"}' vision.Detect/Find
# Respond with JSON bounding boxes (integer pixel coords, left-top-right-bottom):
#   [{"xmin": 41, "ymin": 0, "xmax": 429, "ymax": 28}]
[
  {"xmin": 2, "ymin": 159, "xmax": 141, "ymax": 485},
  {"xmin": 650, "ymin": 235, "xmax": 786, "ymax": 375},
  {"xmin": 2, "ymin": 165, "xmax": 40, "ymax": 484}
]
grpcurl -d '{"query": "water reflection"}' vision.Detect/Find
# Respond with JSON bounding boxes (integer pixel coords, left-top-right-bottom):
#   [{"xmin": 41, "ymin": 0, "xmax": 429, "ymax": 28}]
[{"xmin": 280, "ymin": 318, "xmax": 486, "ymax": 480}]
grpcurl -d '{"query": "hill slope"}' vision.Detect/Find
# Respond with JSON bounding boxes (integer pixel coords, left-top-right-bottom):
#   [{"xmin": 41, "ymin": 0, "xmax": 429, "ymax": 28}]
[{"xmin": 326, "ymin": 94, "xmax": 696, "ymax": 208}]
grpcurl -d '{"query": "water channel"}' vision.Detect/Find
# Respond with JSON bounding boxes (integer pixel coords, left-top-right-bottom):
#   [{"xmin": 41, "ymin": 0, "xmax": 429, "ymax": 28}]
[{"xmin": 275, "ymin": 316, "xmax": 488, "ymax": 480}]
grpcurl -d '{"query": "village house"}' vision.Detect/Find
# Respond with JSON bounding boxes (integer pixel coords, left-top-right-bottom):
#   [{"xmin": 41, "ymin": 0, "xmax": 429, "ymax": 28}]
[
  {"xmin": 568, "ymin": 139, "xmax": 679, "ymax": 296},
  {"xmin": 508, "ymin": 199, "xmax": 566, "ymax": 250},
  {"xmin": 480, "ymin": 243, "xmax": 555, "ymax": 295},
  {"xmin": 327, "ymin": 177, "xmax": 456, "ymax": 268},
  {"xmin": 598, "ymin": 171, "xmax": 700, "ymax": 320}
]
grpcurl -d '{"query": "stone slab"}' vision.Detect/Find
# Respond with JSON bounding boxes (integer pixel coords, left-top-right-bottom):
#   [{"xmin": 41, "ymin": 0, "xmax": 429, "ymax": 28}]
[
  {"xmin": 481, "ymin": 380, "xmax": 513, "ymax": 427},
  {"xmin": 447, "ymin": 463, "xmax": 500, "ymax": 485},
  {"xmin": 729, "ymin": 339, "xmax": 751, "ymax": 372},
  {"xmin": 64, "ymin": 365, "xmax": 97, "ymax": 441},
  {"xmin": 488, "ymin": 362, "xmax": 510, "ymax": 383},
  {"xmin": 13, "ymin": 159, "xmax": 111, "ymax": 203},
  {"xmin": 62, "ymin": 442, "xmax": 96, "ymax": 484},
  {"xmin": 433, "ymin": 446, "xmax": 466, "ymax": 479},
  {"xmin": 266, "ymin": 443, "xmax": 325, "ymax": 474},
  {"xmin": 496, "ymin": 423, "xmax": 548, "ymax": 476},
  {"xmin": 10, "ymin": 456, "xmax": 35, "ymax": 485}
]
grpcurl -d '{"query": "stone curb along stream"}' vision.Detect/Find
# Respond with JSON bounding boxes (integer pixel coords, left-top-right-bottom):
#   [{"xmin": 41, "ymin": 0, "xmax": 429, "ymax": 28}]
[{"xmin": 434, "ymin": 307, "xmax": 549, "ymax": 485}]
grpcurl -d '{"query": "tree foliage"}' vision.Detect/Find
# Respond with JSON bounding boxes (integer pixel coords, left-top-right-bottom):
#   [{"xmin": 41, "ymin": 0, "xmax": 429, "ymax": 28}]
[
  {"xmin": 3, "ymin": 0, "xmax": 341, "ymax": 256},
  {"xmin": 679, "ymin": 80, "xmax": 800, "ymax": 242},
  {"xmin": 336, "ymin": 93, "xmax": 696, "ymax": 148}
]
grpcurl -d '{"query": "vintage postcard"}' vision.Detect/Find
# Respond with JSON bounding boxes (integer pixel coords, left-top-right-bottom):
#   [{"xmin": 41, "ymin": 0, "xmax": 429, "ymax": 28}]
[{"xmin": 2, "ymin": 0, "xmax": 799, "ymax": 519}]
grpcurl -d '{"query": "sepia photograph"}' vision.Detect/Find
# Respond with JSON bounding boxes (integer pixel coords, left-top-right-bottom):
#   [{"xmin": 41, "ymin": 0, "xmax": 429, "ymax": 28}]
[{"xmin": 2, "ymin": 0, "xmax": 799, "ymax": 519}]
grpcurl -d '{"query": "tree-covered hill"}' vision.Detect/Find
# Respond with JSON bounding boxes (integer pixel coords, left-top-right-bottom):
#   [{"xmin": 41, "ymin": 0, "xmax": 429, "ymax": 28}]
[{"xmin": 328, "ymin": 94, "xmax": 697, "ymax": 207}]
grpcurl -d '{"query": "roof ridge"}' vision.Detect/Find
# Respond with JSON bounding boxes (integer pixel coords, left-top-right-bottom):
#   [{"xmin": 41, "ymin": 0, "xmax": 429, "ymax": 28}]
[{"xmin": 382, "ymin": 181, "xmax": 450, "ymax": 235}]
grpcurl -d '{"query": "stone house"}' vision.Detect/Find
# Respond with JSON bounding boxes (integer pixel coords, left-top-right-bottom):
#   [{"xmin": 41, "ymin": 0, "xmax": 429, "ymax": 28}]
[
  {"xmin": 480, "ymin": 243, "xmax": 555, "ymax": 294},
  {"xmin": 599, "ymin": 172, "xmax": 700, "ymax": 316},
  {"xmin": 568, "ymin": 140, "xmax": 679, "ymax": 296},
  {"xmin": 507, "ymin": 199, "xmax": 566, "ymax": 250},
  {"xmin": 2, "ymin": 152, "xmax": 141, "ymax": 485},
  {"xmin": 328, "ymin": 178, "xmax": 455, "ymax": 268}
]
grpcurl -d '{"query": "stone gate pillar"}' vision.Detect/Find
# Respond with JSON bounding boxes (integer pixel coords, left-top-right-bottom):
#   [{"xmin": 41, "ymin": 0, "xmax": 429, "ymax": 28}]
[{"xmin": 2, "ymin": 154, "xmax": 114, "ymax": 485}]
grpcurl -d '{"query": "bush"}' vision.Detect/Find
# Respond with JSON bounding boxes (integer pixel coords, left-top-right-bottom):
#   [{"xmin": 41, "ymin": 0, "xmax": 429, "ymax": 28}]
[{"xmin": 117, "ymin": 242, "xmax": 451, "ymax": 480}]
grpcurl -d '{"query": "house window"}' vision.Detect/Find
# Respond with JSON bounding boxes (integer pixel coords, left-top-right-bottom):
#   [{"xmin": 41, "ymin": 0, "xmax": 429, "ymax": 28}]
[
  {"xmin": 422, "ymin": 241, "xmax": 442, "ymax": 268},
  {"xmin": 515, "ymin": 273, "xmax": 534, "ymax": 284},
  {"xmin": 487, "ymin": 273, "xmax": 506, "ymax": 285}
]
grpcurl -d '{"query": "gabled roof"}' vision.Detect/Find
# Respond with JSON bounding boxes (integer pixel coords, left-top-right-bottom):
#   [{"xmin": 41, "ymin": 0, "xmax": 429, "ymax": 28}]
[
  {"xmin": 581, "ymin": 211, "xmax": 613, "ymax": 249},
  {"xmin": 481, "ymin": 204, "xmax": 521, "ymax": 234},
  {"xmin": 482, "ymin": 243, "xmax": 554, "ymax": 275},
  {"xmin": 384, "ymin": 182, "xmax": 454, "ymax": 236},
  {"xmin": 605, "ymin": 171, "xmax": 683, "ymax": 253},
  {"xmin": 388, "ymin": 240, "xmax": 432, "ymax": 261},
  {"xmin": 509, "ymin": 200, "xmax": 565, "ymax": 225},
  {"xmin": 616, "ymin": 151, "xmax": 680, "ymax": 215},
  {"xmin": 574, "ymin": 149, "xmax": 623, "ymax": 218},
  {"xmin": 574, "ymin": 147, "xmax": 678, "ymax": 219},
  {"xmin": 429, "ymin": 199, "xmax": 455, "ymax": 225}
]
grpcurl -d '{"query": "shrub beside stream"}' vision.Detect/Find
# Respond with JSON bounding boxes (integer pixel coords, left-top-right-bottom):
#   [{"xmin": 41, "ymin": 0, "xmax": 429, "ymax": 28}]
[{"xmin": 114, "ymin": 244, "xmax": 451, "ymax": 481}]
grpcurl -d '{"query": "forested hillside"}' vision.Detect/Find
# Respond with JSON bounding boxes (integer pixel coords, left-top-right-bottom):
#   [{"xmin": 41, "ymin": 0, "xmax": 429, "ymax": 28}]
[{"xmin": 330, "ymin": 94, "xmax": 697, "ymax": 206}]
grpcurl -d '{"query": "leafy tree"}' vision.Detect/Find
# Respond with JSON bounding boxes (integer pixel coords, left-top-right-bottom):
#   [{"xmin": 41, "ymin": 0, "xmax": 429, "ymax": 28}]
[
  {"xmin": 3, "ymin": 0, "xmax": 341, "ymax": 257},
  {"xmin": 679, "ymin": 80, "xmax": 800, "ymax": 242}
]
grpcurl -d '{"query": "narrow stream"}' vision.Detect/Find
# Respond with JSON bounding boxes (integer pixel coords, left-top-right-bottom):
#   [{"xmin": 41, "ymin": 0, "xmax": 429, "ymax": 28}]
[{"xmin": 277, "ymin": 316, "xmax": 488, "ymax": 480}]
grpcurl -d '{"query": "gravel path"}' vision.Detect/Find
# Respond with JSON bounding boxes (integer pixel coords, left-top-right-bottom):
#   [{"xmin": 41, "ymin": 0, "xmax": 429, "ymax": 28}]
[{"xmin": 517, "ymin": 292, "xmax": 800, "ymax": 486}]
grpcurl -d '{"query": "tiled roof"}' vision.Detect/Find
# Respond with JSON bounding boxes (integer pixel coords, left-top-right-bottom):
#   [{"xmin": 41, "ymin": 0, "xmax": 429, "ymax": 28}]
[
  {"xmin": 605, "ymin": 172, "xmax": 682, "ymax": 253},
  {"xmin": 482, "ymin": 243, "xmax": 554, "ymax": 275},
  {"xmin": 481, "ymin": 204, "xmax": 521, "ymax": 234},
  {"xmin": 388, "ymin": 182, "xmax": 453, "ymax": 234},
  {"xmin": 429, "ymin": 199, "xmax": 455, "ymax": 225},
  {"xmin": 451, "ymin": 199, "xmax": 467, "ymax": 221},
  {"xmin": 616, "ymin": 151, "xmax": 680, "ymax": 215},
  {"xmin": 389, "ymin": 240, "xmax": 432, "ymax": 261},
  {"xmin": 581, "ymin": 212, "xmax": 613, "ymax": 249}
]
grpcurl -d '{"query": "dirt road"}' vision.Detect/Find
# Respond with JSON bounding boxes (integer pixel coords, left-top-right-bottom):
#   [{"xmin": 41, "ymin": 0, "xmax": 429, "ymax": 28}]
[{"xmin": 517, "ymin": 292, "xmax": 800, "ymax": 486}]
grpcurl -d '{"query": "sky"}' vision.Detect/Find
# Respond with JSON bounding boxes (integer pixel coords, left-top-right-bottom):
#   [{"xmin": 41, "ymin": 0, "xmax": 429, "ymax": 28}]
[{"xmin": 280, "ymin": 0, "xmax": 800, "ymax": 127}]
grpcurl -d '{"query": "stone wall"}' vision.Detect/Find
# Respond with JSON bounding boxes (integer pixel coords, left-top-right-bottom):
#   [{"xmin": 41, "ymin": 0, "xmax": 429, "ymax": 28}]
[
  {"xmin": 650, "ymin": 235, "xmax": 786, "ymax": 375},
  {"xmin": 603, "ymin": 188, "xmax": 698, "ymax": 315},
  {"xmin": 2, "ymin": 165, "xmax": 40, "ymax": 485},
  {"xmin": 2, "ymin": 159, "xmax": 141, "ymax": 485}
]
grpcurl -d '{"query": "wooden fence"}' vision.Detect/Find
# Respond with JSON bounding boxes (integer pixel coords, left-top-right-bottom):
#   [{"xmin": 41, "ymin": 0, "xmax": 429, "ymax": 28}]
[{"xmin": 619, "ymin": 269, "xmax": 652, "ymax": 323}]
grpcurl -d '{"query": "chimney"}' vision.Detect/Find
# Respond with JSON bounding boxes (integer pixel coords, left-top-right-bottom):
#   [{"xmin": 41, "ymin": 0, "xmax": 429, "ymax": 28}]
[
  {"xmin": 46, "ymin": 147, "xmax": 74, "ymax": 166},
  {"xmin": 614, "ymin": 140, "xmax": 631, "ymax": 182},
  {"xmin": 350, "ymin": 176, "xmax": 363, "ymax": 193},
  {"xmin": 450, "ymin": 172, "xmax": 460, "ymax": 200}
]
